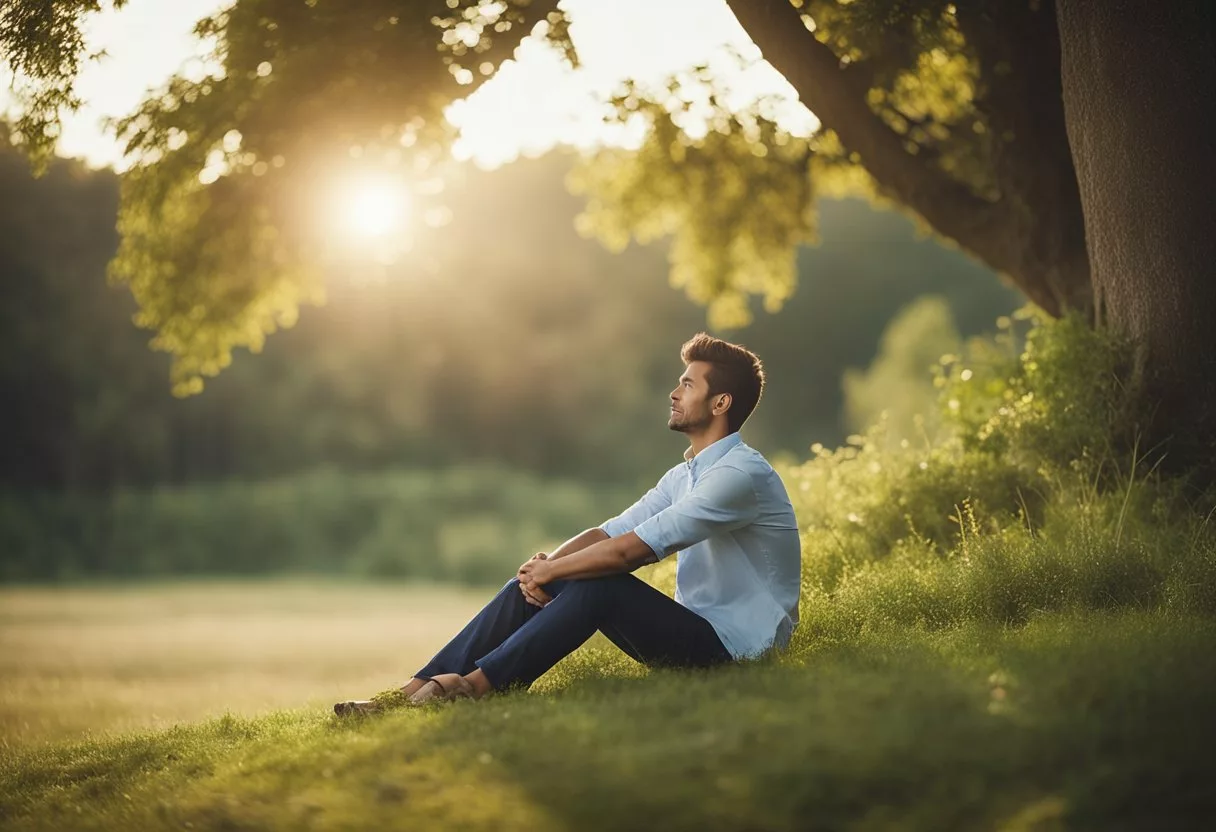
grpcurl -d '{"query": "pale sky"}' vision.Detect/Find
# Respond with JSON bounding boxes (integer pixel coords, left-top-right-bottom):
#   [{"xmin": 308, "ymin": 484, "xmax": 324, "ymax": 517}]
[{"xmin": 7, "ymin": 0, "xmax": 814, "ymax": 171}]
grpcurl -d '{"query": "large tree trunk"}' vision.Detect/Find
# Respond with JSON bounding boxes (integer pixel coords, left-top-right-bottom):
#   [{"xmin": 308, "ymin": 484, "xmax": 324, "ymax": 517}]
[
  {"xmin": 1056, "ymin": 0, "xmax": 1216, "ymax": 477},
  {"xmin": 954, "ymin": 0, "xmax": 1093, "ymax": 318}
]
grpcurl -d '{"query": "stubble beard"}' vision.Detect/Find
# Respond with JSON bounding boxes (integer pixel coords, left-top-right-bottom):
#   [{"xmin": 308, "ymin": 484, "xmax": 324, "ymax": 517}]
[{"xmin": 668, "ymin": 407, "xmax": 711, "ymax": 434}]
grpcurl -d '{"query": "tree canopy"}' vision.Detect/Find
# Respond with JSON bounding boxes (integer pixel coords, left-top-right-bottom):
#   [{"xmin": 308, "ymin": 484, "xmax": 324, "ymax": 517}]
[
  {"xmin": 4, "ymin": 0, "xmax": 1214, "ymax": 477},
  {"xmin": 0, "ymin": 137, "xmax": 1016, "ymax": 490},
  {"xmin": 2, "ymin": 0, "xmax": 1076, "ymax": 394}
]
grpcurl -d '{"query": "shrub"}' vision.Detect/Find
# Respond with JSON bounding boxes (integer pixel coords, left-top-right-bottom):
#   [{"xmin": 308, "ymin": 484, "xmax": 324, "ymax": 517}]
[
  {"xmin": 781, "ymin": 307, "xmax": 1216, "ymax": 647},
  {"xmin": 0, "ymin": 466, "xmax": 630, "ymax": 584}
]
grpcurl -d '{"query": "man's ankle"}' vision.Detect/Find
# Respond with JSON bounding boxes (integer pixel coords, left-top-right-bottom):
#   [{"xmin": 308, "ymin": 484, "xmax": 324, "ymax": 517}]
[
  {"xmin": 399, "ymin": 677, "xmax": 427, "ymax": 696},
  {"xmin": 464, "ymin": 668, "xmax": 493, "ymax": 699}
]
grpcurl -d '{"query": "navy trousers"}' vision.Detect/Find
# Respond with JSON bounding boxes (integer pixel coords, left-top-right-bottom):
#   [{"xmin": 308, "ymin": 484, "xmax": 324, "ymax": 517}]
[{"xmin": 414, "ymin": 572, "xmax": 732, "ymax": 690}]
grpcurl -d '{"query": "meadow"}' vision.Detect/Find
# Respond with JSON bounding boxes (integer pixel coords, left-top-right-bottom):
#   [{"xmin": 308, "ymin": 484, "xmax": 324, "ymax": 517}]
[
  {"xmin": 0, "ymin": 584, "xmax": 1212, "ymax": 830},
  {"xmin": 0, "ymin": 581, "xmax": 486, "ymax": 749},
  {"xmin": 3, "ymin": 314, "xmax": 1216, "ymax": 830}
]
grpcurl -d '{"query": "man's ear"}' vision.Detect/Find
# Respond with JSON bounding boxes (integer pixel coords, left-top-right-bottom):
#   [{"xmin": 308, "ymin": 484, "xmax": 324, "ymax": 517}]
[{"xmin": 715, "ymin": 393, "xmax": 731, "ymax": 414}]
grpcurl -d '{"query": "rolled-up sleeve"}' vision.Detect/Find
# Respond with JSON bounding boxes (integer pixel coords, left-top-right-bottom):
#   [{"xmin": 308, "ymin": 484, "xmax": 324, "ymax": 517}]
[
  {"xmin": 633, "ymin": 465, "xmax": 758, "ymax": 560},
  {"xmin": 599, "ymin": 470, "xmax": 673, "ymax": 537}
]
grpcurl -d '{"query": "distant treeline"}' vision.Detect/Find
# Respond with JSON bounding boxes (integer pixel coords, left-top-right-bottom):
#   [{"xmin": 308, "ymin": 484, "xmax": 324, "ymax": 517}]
[
  {"xmin": 0, "ymin": 145, "xmax": 1017, "ymax": 493},
  {"xmin": 0, "ymin": 466, "xmax": 631, "ymax": 583}
]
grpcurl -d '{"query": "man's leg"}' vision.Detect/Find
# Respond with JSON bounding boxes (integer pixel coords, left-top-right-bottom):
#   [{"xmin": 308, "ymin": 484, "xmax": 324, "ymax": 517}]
[
  {"xmin": 410, "ymin": 577, "xmax": 551, "ymax": 683},
  {"xmin": 336, "ymin": 575, "xmax": 561, "ymax": 712},
  {"xmin": 475, "ymin": 572, "xmax": 731, "ymax": 691}
]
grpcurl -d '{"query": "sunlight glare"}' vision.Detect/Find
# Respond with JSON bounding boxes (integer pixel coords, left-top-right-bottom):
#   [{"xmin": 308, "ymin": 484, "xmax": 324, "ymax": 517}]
[{"xmin": 343, "ymin": 179, "xmax": 409, "ymax": 239}]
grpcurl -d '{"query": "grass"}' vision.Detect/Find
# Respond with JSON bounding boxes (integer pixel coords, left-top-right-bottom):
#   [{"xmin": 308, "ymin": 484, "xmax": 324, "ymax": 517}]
[
  {"xmin": 4, "ymin": 314, "xmax": 1216, "ymax": 829},
  {"xmin": 0, "ymin": 581, "xmax": 487, "ymax": 749},
  {"xmin": 1, "ymin": 584, "xmax": 1214, "ymax": 830}
]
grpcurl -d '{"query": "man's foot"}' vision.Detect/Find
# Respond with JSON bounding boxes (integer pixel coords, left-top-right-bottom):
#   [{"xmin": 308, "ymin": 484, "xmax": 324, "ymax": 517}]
[
  {"xmin": 408, "ymin": 673, "xmax": 476, "ymax": 704},
  {"xmin": 333, "ymin": 687, "xmax": 415, "ymax": 717},
  {"xmin": 333, "ymin": 699, "xmax": 381, "ymax": 717},
  {"xmin": 335, "ymin": 671, "xmax": 490, "ymax": 715},
  {"xmin": 399, "ymin": 677, "xmax": 428, "ymax": 697}
]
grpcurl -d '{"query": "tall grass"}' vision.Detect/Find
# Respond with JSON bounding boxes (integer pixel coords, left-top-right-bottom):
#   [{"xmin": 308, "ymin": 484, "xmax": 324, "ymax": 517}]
[{"xmin": 775, "ymin": 309, "xmax": 1216, "ymax": 644}]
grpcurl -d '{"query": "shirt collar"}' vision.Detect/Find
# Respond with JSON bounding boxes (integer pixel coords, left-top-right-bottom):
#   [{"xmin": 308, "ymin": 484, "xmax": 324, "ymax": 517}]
[{"xmin": 683, "ymin": 432, "xmax": 743, "ymax": 470}]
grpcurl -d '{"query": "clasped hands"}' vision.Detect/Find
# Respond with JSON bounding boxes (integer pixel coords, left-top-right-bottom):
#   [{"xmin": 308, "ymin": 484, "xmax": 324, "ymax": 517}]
[{"xmin": 517, "ymin": 552, "xmax": 555, "ymax": 608}]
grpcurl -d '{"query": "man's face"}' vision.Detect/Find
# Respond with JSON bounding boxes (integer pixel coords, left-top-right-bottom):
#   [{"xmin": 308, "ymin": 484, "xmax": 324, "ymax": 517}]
[{"xmin": 668, "ymin": 361, "xmax": 718, "ymax": 433}]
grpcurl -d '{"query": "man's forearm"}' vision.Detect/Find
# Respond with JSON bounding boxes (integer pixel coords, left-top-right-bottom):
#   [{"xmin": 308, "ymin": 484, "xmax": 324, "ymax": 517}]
[
  {"xmin": 544, "ymin": 532, "xmax": 657, "ymax": 581},
  {"xmin": 545, "ymin": 527, "xmax": 610, "ymax": 561}
]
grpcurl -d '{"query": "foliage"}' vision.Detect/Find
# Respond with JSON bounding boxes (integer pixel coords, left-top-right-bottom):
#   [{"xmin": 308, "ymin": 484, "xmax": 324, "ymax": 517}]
[
  {"xmin": 806, "ymin": 0, "xmax": 990, "ymax": 190},
  {"xmin": 109, "ymin": 0, "xmax": 487, "ymax": 394},
  {"xmin": 573, "ymin": 0, "xmax": 1059, "ymax": 322},
  {"xmin": 2, "ymin": 0, "xmax": 1074, "ymax": 392},
  {"xmin": 0, "ymin": 141, "xmax": 1017, "ymax": 492},
  {"xmin": 0, "ymin": 466, "xmax": 631, "ymax": 584},
  {"xmin": 841, "ymin": 294, "xmax": 961, "ymax": 445},
  {"xmin": 0, "ymin": 0, "xmax": 128, "ymax": 169},
  {"xmin": 569, "ymin": 67, "xmax": 820, "ymax": 330},
  {"xmin": 781, "ymin": 309, "xmax": 1215, "ymax": 639},
  {"xmin": 6, "ymin": 0, "xmax": 560, "ymax": 395}
]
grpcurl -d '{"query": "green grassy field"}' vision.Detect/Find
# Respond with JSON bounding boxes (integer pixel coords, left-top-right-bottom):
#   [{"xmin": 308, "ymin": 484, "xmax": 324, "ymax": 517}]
[
  {"xmin": 0, "ymin": 581, "xmax": 487, "ymax": 749},
  {"xmin": 1, "ymin": 582, "xmax": 1214, "ymax": 830}
]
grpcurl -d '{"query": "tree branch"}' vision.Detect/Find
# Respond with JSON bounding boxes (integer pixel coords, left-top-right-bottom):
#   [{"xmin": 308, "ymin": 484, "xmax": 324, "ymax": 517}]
[{"xmin": 725, "ymin": 0, "xmax": 1070, "ymax": 314}]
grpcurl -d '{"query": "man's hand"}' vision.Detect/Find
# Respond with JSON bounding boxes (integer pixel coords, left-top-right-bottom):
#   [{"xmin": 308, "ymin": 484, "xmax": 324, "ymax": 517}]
[
  {"xmin": 518, "ymin": 553, "xmax": 553, "ymax": 608},
  {"xmin": 518, "ymin": 554, "xmax": 556, "ymax": 607}
]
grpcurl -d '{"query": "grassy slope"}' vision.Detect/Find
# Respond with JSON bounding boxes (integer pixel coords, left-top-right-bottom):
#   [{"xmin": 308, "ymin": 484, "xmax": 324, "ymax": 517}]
[{"xmin": 3, "ymin": 611, "xmax": 1214, "ymax": 831}]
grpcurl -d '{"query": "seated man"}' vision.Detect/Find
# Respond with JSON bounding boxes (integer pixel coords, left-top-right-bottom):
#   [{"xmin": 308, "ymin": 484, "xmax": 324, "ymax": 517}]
[{"xmin": 335, "ymin": 333, "xmax": 801, "ymax": 712}]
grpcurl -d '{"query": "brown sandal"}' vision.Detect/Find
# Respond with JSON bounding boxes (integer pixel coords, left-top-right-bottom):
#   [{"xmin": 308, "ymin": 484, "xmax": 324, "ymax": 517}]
[
  {"xmin": 334, "ymin": 687, "xmax": 417, "ymax": 717},
  {"xmin": 333, "ymin": 699, "xmax": 381, "ymax": 717},
  {"xmin": 408, "ymin": 673, "xmax": 474, "ymax": 704}
]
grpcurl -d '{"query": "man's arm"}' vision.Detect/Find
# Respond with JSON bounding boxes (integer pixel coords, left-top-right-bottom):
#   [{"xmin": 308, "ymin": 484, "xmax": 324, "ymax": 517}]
[
  {"xmin": 545, "ymin": 527, "xmax": 610, "ymax": 561},
  {"xmin": 597, "ymin": 472, "xmax": 674, "ymax": 539},
  {"xmin": 518, "ymin": 531, "xmax": 656, "ymax": 593},
  {"xmin": 517, "ymin": 472, "xmax": 673, "ymax": 606},
  {"xmin": 523, "ymin": 465, "xmax": 759, "ymax": 595},
  {"xmin": 629, "ymin": 465, "xmax": 759, "ymax": 560}
]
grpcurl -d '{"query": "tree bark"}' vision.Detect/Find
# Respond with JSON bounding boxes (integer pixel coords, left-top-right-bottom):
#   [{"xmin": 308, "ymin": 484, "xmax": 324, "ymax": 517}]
[
  {"xmin": 727, "ymin": 0, "xmax": 1092, "ymax": 318},
  {"xmin": 954, "ymin": 0, "xmax": 1092, "ymax": 318},
  {"xmin": 1056, "ymin": 0, "xmax": 1216, "ymax": 476}
]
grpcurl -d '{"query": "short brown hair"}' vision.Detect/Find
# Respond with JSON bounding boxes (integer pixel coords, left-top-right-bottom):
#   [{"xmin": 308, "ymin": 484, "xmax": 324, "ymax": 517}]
[{"xmin": 680, "ymin": 333, "xmax": 766, "ymax": 434}]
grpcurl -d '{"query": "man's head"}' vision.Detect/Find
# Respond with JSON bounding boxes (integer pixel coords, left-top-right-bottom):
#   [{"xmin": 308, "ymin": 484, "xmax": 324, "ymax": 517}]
[{"xmin": 668, "ymin": 333, "xmax": 766, "ymax": 435}]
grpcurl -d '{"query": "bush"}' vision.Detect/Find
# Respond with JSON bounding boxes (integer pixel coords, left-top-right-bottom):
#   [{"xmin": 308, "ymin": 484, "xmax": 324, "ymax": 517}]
[
  {"xmin": 781, "ymin": 307, "xmax": 1216, "ymax": 647},
  {"xmin": 0, "ymin": 466, "xmax": 631, "ymax": 584}
]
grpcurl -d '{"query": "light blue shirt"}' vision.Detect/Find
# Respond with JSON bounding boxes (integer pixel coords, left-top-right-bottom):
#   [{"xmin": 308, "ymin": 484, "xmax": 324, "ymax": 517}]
[{"xmin": 599, "ymin": 433, "xmax": 801, "ymax": 659}]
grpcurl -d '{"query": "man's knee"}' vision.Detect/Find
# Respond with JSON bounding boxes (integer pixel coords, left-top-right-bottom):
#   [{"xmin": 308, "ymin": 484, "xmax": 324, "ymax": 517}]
[
  {"xmin": 558, "ymin": 573, "xmax": 632, "ymax": 604},
  {"xmin": 504, "ymin": 575, "xmax": 569, "ymax": 600}
]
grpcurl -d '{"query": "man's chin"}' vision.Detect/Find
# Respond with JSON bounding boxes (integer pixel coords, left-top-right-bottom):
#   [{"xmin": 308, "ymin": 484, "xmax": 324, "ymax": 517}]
[{"xmin": 668, "ymin": 418, "xmax": 691, "ymax": 434}]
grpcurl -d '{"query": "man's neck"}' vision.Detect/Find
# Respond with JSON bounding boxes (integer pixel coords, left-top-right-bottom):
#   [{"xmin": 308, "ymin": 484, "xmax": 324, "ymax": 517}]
[{"xmin": 686, "ymin": 426, "xmax": 731, "ymax": 460}]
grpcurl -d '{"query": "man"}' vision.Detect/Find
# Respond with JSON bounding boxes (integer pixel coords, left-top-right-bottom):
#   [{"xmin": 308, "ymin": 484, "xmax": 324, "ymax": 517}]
[{"xmin": 335, "ymin": 333, "xmax": 800, "ymax": 712}]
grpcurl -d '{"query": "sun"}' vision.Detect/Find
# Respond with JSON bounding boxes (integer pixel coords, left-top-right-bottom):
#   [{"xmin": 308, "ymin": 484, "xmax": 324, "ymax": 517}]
[{"xmin": 342, "ymin": 178, "xmax": 409, "ymax": 239}]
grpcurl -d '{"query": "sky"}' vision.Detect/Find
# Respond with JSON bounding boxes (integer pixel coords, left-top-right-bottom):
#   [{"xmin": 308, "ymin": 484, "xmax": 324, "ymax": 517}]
[{"xmin": 7, "ymin": 0, "xmax": 815, "ymax": 171}]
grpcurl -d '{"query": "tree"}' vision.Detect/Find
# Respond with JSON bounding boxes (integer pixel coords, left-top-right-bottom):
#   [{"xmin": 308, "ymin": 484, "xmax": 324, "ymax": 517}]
[
  {"xmin": 1052, "ymin": 0, "xmax": 1216, "ymax": 473},
  {"xmin": 3, "ymin": 0, "xmax": 563, "ymax": 394},
  {"xmin": 707, "ymin": 0, "xmax": 1213, "ymax": 474},
  {"xmin": 0, "ymin": 0, "xmax": 130, "ymax": 170},
  {"xmin": 3, "ymin": 0, "xmax": 1213, "ymax": 472}
]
